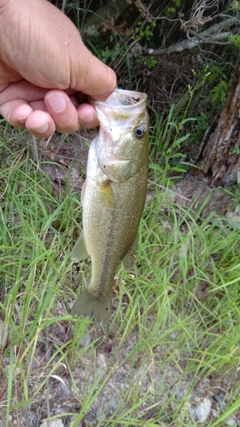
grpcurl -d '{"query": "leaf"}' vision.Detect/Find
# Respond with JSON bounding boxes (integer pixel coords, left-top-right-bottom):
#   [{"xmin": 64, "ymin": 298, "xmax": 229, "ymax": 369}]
[{"xmin": 149, "ymin": 163, "xmax": 163, "ymax": 172}]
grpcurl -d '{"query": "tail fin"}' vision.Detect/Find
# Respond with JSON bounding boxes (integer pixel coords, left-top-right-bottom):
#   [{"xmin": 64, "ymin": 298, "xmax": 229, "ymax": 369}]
[{"xmin": 71, "ymin": 289, "xmax": 111, "ymax": 324}]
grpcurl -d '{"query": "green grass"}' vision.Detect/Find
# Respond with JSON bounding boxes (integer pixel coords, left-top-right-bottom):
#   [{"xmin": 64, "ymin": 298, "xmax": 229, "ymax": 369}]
[{"xmin": 0, "ymin": 123, "xmax": 240, "ymax": 427}]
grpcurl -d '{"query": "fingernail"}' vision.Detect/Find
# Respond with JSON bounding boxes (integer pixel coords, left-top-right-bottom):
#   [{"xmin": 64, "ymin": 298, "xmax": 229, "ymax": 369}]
[
  {"xmin": 46, "ymin": 93, "xmax": 67, "ymax": 113},
  {"xmin": 17, "ymin": 105, "xmax": 33, "ymax": 124},
  {"xmin": 79, "ymin": 111, "xmax": 96, "ymax": 126},
  {"xmin": 34, "ymin": 122, "xmax": 49, "ymax": 134}
]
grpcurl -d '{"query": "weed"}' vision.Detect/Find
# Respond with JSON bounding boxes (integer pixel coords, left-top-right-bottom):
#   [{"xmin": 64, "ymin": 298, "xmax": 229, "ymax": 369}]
[{"xmin": 135, "ymin": 21, "xmax": 156, "ymax": 43}]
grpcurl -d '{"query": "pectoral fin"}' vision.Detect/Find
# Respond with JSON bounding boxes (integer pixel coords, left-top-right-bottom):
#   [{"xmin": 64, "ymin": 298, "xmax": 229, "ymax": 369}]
[
  {"xmin": 71, "ymin": 231, "xmax": 89, "ymax": 262},
  {"xmin": 122, "ymin": 234, "xmax": 138, "ymax": 271},
  {"xmin": 98, "ymin": 183, "xmax": 114, "ymax": 208}
]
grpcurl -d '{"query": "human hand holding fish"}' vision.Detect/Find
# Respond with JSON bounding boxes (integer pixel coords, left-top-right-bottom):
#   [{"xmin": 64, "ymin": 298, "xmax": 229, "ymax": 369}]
[
  {"xmin": 71, "ymin": 89, "xmax": 149, "ymax": 324},
  {"xmin": 0, "ymin": 0, "xmax": 116, "ymax": 137}
]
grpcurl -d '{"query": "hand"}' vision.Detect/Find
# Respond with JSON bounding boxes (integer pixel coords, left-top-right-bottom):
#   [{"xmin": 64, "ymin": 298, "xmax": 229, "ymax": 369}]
[{"xmin": 0, "ymin": 0, "xmax": 116, "ymax": 137}]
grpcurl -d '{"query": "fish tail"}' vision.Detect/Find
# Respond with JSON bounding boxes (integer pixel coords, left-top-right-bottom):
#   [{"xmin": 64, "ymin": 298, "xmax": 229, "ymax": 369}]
[{"xmin": 71, "ymin": 289, "xmax": 111, "ymax": 324}]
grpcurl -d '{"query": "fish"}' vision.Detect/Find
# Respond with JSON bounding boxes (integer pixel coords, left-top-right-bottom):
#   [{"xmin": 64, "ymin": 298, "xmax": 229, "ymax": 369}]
[{"xmin": 71, "ymin": 89, "xmax": 149, "ymax": 324}]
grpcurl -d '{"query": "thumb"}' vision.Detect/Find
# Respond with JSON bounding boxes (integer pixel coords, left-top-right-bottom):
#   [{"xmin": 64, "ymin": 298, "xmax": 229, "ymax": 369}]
[
  {"xmin": 73, "ymin": 51, "xmax": 117, "ymax": 100},
  {"xmin": 69, "ymin": 44, "xmax": 117, "ymax": 100}
]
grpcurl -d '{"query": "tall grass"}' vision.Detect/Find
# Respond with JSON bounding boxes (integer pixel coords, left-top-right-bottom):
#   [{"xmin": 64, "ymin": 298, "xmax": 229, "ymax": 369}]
[{"xmin": 0, "ymin": 118, "xmax": 240, "ymax": 426}]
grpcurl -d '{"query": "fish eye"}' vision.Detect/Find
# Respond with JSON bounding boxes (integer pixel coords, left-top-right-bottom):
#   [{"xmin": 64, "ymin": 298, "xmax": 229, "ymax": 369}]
[{"xmin": 135, "ymin": 126, "xmax": 145, "ymax": 138}]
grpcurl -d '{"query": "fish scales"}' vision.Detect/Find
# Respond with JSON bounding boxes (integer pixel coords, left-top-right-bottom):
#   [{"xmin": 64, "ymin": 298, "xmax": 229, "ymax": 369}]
[{"xmin": 71, "ymin": 89, "xmax": 149, "ymax": 324}]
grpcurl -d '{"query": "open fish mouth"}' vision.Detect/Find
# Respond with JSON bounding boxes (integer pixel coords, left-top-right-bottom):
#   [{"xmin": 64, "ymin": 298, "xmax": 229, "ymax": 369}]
[
  {"xmin": 90, "ymin": 89, "xmax": 147, "ymax": 109},
  {"xmin": 89, "ymin": 89, "xmax": 148, "ymax": 128}
]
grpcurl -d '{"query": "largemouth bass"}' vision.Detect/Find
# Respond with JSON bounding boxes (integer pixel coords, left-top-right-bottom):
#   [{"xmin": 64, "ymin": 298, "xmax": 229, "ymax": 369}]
[{"xmin": 71, "ymin": 89, "xmax": 149, "ymax": 324}]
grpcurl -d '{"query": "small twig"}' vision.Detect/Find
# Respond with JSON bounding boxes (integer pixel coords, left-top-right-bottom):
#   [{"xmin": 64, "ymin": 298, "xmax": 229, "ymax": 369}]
[
  {"xmin": 115, "ymin": 39, "xmax": 140, "ymax": 70},
  {"xmin": 0, "ymin": 205, "xmax": 13, "ymax": 245},
  {"xmin": 31, "ymin": 136, "xmax": 39, "ymax": 170},
  {"xmin": 148, "ymin": 179, "xmax": 191, "ymax": 201},
  {"xmin": 61, "ymin": 0, "xmax": 67, "ymax": 12},
  {"xmin": 45, "ymin": 134, "xmax": 53, "ymax": 148},
  {"xmin": 146, "ymin": 16, "xmax": 239, "ymax": 55},
  {"xmin": 45, "ymin": 327, "xmax": 51, "ymax": 420}
]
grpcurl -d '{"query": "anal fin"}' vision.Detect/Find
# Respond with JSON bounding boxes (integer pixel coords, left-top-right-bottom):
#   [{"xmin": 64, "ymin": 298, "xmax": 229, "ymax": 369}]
[{"xmin": 122, "ymin": 234, "xmax": 138, "ymax": 271}]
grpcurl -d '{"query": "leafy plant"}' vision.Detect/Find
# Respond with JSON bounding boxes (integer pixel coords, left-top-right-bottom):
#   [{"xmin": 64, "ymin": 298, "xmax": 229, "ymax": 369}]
[
  {"xmin": 231, "ymin": 0, "xmax": 240, "ymax": 11},
  {"xmin": 135, "ymin": 20, "xmax": 156, "ymax": 42},
  {"xmin": 135, "ymin": 55, "xmax": 158, "ymax": 70},
  {"xmin": 165, "ymin": 0, "xmax": 182, "ymax": 15},
  {"xmin": 210, "ymin": 79, "xmax": 229, "ymax": 105},
  {"xmin": 228, "ymin": 34, "xmax": 240, "ymax": 49},
  {"xmin": 149, "ymin": 105, "xmax": 196, "ymax": 189}
]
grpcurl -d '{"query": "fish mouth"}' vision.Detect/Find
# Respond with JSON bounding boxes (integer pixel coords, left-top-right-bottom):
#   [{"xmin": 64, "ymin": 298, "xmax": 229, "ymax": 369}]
[
  {"xmin": 89, "ymin": 89, "xmax": 148, "ymax": 128},
  {"xmin": 89, "ymin": 89, "xmax": 147, "ymax": 109}
]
